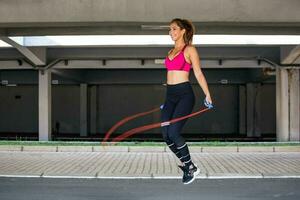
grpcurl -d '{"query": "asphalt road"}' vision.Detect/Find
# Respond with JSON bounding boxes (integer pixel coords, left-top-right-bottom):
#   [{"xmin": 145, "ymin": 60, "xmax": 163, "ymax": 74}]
[{"xmin": 0, "ymin": 177, "xmax": 299, "ymax": 200}]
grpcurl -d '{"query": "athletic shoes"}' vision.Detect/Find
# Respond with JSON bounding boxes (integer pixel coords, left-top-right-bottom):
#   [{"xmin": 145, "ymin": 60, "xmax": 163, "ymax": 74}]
[{"xmin": 178, "ymin": 164, "xmax": 200, "ymax": 185}]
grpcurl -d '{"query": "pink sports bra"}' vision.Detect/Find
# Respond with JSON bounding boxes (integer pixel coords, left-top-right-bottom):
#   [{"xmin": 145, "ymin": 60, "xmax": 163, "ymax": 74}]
[{"xmin": 165, "ymin": 45, "xmax": 192, "ymax": 72}]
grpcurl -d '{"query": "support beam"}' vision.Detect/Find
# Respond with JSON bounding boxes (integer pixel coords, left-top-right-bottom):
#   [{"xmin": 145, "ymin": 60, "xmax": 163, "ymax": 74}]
[
  {"xmin": 276, "ymin": 68, "xmax": 289, "ymax": 141},
  {"xmin": 246, "ymin": 83, "xmax": 261, "ymax": 138},
  {"xmin": 1, "ymin": 0, "xmax": 300, "ymax": 36},
  {"xmin": 289, "ymin": 69, "xmax": 300, "ymax": 141},
  {"xmin": 278, "ymin": 46, "xmax": 300, "ymax": 141},
  {"xmin": 239, "ymin": 85, "xmax": 246, "ymax": 135},
  {"xmin": 89, "ymin": 85, "xmax": 97, "ymax": 135},
  {"xmin": 0, "ymin": 37, "xmax": 46, "ymax": 66},
  {"xmin": 281, "ymin": 45, "xmax": 300, "ymax": 65},
  {"xmin": 39, "ymin": 69, "xmax": 52, "ymax": 141},
  {"xmin": 254, "ymin": 84, "xmax": 261, "ymax": 137},
  {"xmin": 50, "ymin": 59, "xmax": 274, "ymax": 69},
  {"xmin": 246, "ymin": 83, "xmax": 255, "ymax": 137},
  {"xmin": 80, "ymin": 83, "xmax": 88, "ymax": 137}
]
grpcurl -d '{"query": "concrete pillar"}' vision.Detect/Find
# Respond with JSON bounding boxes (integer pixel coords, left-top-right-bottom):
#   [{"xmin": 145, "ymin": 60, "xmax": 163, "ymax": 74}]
[
  {"xmin": 276, "ymin": 68, "xmax": 289, "ymax": 141},
  {"xmin": 89, "ymin": 85, "xmax": 97, "ymax": 135},
  {"xmin": 239, "ymin": 85, "xmax": 246, "ymax": 135},
  {"xmin": 246, "ymin": 83, "xmax": 254, "ymax": 137},
  {"xmin": 254, "ymin": 84, "xmax": 261, "ymax": 137},
  {"xmin": 39, "ymin": 69, "xmax": 52, "ymax": 141},
  {"xmin": 246, "ymin": 83, "xmax": 261, "ymax": 138},
  {"xmin": 289, "ymin": 69, "xmax": 300, "ymax": 141},
  {"xmin": 80, "ymin": 83, "xmax": 88, "ymax": 137}
]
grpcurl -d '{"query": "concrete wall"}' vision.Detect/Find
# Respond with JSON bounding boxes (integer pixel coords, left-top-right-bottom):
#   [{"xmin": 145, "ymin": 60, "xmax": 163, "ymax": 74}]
[
  {"xmin": 260, "ymin": 84, "xmax": 276, "ymax": 134},
  {"xmin": 0, "ymin": 69, "xmax": 276, "ymax": 137},
  {"xmin": 0, "ymin": 85, "xmax": 38, "ymax": 133},
  {"xmin": 52, "ymin": 85, "xmax": 80, "ymax": 134}
]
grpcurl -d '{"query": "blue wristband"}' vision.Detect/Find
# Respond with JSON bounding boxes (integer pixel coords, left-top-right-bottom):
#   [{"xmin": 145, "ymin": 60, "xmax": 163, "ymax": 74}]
[
  {"xmin": 204, "ymin": 99, "xmax": 213, "ymax": 109},
  {"xmin": 160, "ymin": 104, "xmax": 164, "ymax": 110}
]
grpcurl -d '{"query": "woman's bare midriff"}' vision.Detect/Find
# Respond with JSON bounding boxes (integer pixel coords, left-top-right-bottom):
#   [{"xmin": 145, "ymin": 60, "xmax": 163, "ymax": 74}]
[{"xmin": 167, "ymin": 70, "xmax": 190, "ymax": 85}]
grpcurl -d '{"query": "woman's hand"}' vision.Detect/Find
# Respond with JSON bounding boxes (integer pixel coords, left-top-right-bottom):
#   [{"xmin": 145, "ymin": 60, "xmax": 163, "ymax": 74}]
[
  {"xmin": 205, "ymin": 95, "xmax": 212, "ymax": 105},
  {"xmin": 204, "ymin": 95, "xmax": 213, "ymax": 109}
]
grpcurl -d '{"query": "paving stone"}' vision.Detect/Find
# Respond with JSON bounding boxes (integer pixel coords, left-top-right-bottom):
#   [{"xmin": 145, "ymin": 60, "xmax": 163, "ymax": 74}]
[
  {"xmin": 128, "ymin": 146, "xmax": 165, "ymax": 152},
  {"xmin": 201, "ymin": 146, "xmax": 238, "ymax": 153},
  {"xmin": 238, "ymin": 146, "xmax": 274, "ymax": 152},
  {"xmin": 0, "ymin": 145, "xmax": 22, "ymax": 151},
  {"xmin": 57, "ymin": 146, "xmax": 93, "ymax": 152},
  {"xmin": 23, "ymin": 146, "xmax": 57, "ymax": 152},
  {"xmin": 274, "ymin": 146, "xmax": 300, "ymax": 152},
  {"xmin": 93, "ymin": 146, "xmax": 129, "ymax": 152}
]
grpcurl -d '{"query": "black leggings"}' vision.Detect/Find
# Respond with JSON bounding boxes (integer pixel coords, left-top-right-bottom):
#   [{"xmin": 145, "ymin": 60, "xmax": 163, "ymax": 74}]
[{"xmin": 161, "ymin": 81, "xmax": 195, "ymax": 166}]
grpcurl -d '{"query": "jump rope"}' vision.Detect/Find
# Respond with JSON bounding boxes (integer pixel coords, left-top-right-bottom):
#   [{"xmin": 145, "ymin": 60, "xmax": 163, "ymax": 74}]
[{"xmin": 102, "ymin": 99, "xmax": 213, "ymax": 145}]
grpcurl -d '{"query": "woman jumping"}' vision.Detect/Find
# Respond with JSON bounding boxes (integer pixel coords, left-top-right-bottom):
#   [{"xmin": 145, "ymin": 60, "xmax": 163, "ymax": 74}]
[{"xmin": 161, "ymin": 18, "xmax": 213, "ymax": 184}]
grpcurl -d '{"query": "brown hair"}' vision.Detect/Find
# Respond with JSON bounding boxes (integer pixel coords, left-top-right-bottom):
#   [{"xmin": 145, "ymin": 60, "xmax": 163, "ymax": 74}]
[{"xmin": 170, "ymin": 18, "xmax": 195, "ymax": 45}]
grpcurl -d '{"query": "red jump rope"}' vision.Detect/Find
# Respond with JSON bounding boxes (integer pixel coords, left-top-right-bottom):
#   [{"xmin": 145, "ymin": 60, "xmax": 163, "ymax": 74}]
[{"xmin": 102, "ymin": 99, "xmax": 213, "ymax": 145}]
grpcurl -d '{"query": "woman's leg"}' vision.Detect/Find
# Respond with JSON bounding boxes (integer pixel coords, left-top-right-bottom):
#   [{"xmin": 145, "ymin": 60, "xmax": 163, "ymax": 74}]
[
  {"xmin": 167, "ymin": 92, "xmax": 195, "ymax": 167},
  {"xmin": 162, "ymin": 83, "xmax": 199, "ymax": 184},
  {"xmin": 161, "ymin": 96, "xmax": 184, "ymax": 161}
]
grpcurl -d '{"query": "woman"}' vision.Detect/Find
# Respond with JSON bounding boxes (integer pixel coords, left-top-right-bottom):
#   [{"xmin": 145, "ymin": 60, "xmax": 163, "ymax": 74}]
[{"xmin": 161, "ymin": 18, "xmax": 213, "ymax": 185}]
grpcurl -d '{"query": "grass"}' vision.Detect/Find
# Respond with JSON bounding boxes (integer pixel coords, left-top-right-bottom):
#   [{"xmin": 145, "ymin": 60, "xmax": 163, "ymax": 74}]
[{"xmin": 0, "ymin": 140, "xmax": 299, "ymax": 147}]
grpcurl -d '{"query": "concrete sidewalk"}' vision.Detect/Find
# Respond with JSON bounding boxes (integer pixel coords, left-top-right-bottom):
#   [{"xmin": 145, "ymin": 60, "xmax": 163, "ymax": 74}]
[
  {"xmin": 0, "ymin": 148, "xmax": 299, "ymax": 179},
  {"xmin": 1, "ymin": 145, "xmax": 300, "ymax": 153}
]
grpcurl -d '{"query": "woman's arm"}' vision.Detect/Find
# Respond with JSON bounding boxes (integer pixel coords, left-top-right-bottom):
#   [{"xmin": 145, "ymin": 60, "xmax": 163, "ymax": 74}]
[{"xmin": 188, "ymin": 46, "xmax": 212, "ymax": 104}]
